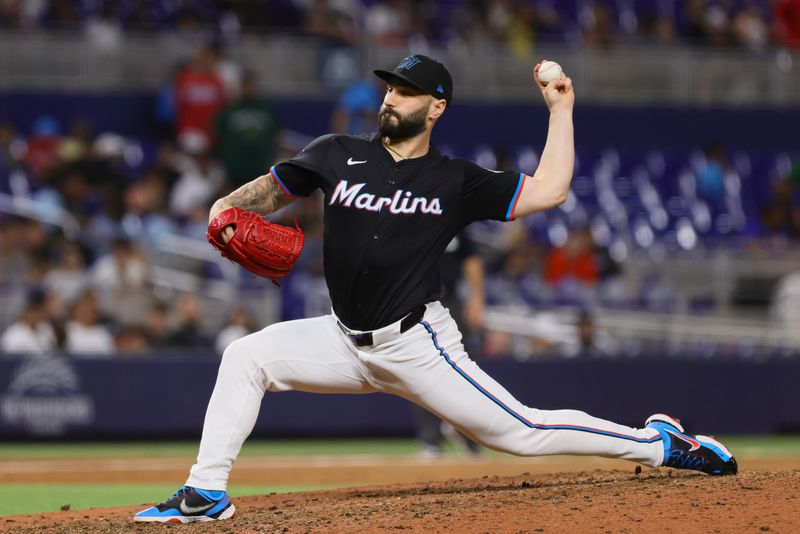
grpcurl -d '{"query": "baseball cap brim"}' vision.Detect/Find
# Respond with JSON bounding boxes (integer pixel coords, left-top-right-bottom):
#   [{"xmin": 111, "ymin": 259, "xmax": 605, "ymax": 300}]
[{"xmin": 373, "ymin": 69, "xmax": 445, "ymax": 100}]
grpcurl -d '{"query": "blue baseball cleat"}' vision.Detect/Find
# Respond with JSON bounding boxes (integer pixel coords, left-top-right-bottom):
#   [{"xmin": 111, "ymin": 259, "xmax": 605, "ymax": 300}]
[
  {"xmin": 134, "ymin": 486, "xmax": 235, "ymax": 523},
  {"xmin": 646, "ymin": 413, "xmax": 738, "ymax": 476}
]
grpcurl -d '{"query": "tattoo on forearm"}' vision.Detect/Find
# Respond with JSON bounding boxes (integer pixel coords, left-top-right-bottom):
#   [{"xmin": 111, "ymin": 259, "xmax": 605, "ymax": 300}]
[{"xmin": 222, "ymin": 174, "xmax": 293, "ymax": 215}]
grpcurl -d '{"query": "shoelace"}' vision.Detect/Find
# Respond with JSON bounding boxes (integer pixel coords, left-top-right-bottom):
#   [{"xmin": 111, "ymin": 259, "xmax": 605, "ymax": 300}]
[{"xmin": 164, "ymin": 487, "xmax": 192, "ymax": 504}]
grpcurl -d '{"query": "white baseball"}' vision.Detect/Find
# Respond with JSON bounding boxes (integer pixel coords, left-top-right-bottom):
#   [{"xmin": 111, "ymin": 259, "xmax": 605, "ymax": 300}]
[{"xmin": 538, "ymin": 60, "xmax": 563, "ymax": 84}]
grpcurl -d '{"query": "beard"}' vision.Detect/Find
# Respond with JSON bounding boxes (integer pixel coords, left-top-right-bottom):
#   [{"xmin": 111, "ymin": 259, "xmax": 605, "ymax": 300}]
[{"xmin": 378, "ymin": 105, "xmax": 428, "ymax": 140}]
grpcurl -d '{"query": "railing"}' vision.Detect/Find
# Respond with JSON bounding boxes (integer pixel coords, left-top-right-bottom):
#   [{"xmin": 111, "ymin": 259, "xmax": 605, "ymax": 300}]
[
  {"xmin": 0, "ymin": 193, "xmax": 80, "ymax": 239},
  {"xmin": 0, "ymin": 30, "xmax": 797, "ymax": 105},
  {"xmin": 147, "ymin": 232, "xmax": 281, "ymax": 329},
  {"xmin": 484, "ymin": 306, "xmax": 800, "ymax": 355},
  {"xmin": 0, "ymin": 218, "xmax": 280, "ymax": 332}
]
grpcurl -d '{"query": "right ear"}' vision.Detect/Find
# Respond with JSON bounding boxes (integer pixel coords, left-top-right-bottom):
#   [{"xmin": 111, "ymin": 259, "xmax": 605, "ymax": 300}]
[{"xmin": 429, "ymin": 98, "xmax": 447, "ymax": 121}]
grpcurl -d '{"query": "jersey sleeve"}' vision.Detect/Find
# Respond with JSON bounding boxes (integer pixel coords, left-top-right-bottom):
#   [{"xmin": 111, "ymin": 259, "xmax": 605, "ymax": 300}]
[
  {"xmin": 270, "ymin": 134, "xmax": 335, "ymax": 197},
  {"xmin": 461, "ymin": 161, "xmax": 526, "ymax": 223}
]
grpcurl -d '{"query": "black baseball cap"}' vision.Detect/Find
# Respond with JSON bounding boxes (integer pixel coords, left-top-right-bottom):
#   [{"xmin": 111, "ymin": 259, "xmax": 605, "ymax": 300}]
[{"xmin": 374, "ymin": 55, "xmax": 453, "ymax": 103}]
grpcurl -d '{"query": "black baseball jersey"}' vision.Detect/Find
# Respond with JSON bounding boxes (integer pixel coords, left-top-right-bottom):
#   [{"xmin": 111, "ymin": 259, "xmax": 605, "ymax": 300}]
[
  {"xmin": 439, "ymin": 231, "xmax": 478, "ymax": 298},
  {"xmin": 271, "ymin": 133, "xmax": 524, "ymax": 330}
]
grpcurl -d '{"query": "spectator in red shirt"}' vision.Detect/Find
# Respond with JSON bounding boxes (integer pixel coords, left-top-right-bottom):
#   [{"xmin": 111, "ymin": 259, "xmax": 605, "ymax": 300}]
[
  {"xmin": 544, "ymin": 227, "xmax": 599, "ymax": 286},
  {"xmin": 174, "ymin": 45, "xmax": 227, "ymax": 148},
  {"xmin": 773, "ymin": 0, "xmax": 800, "ymax": 48},
  {"xmin": 25, "ymin": 115, "xmax": 62, "ymax": 180}
]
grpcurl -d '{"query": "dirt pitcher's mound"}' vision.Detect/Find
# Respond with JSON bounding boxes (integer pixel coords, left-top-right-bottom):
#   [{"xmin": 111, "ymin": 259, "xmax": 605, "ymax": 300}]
[{"xmin": 3, "ymin": 469, "xmax": 799, "ymax": 533}]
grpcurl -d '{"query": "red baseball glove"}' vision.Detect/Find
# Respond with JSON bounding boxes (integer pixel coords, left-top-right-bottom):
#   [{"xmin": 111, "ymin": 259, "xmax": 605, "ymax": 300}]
[{"xmin": 207, "ymin": 207, "xmax": 305, "ymax": 284}]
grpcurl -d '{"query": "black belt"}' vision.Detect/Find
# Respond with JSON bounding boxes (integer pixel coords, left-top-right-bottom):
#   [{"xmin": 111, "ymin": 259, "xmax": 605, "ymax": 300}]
[{"xmin": 338, "ymin": 304, "xmax": 427, "ymax": 347}]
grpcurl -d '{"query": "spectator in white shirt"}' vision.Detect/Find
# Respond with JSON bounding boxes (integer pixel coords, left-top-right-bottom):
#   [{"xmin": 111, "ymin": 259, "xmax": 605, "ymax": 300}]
[
  {"xmin": 1, "ymin": 288, "xmax": 57, "ymax": 356},
  {"xmin": 65, "ymin": 291, "xmax": 114, "ymax": 356},
  {"xmin": 43, "ymin": 243, "xmax": 88, "ymax": 303},
  {"xmin": 90, "ymin": 237, "xmax": 150, "ymax": 291},
  {"xmin": 215, "ymin": 307, "xmax": 254, "ymax": 355}
]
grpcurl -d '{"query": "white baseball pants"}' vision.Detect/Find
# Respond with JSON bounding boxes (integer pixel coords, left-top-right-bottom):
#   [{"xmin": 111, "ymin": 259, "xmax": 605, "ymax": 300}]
[{"xmin": 186, "ymin": 301, "xmax": 664, "ymax": 490}]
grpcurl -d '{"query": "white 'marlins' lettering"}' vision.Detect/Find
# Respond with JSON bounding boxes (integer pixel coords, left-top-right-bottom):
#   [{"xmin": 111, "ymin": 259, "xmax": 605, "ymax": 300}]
[
  {"xmin": 329, "ymin": 180, "xmax": 442, "ymax": 215},
  {"xmin": 329, "ymin": 180, "xmax": 366, "ymax": 207}
]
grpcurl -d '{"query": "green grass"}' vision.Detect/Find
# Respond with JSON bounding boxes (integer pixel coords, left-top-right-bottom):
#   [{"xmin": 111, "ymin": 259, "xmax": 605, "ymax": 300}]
[
  {"xmin": 0, "ymin": 438, "xmax": 425, "ymax": 517},
  {"xmin": 721, "ymin": 436, "xmax": 800, "ymax": 458},
  {"xmin": 0, "ymin": 484, "xmax": 339, "ymax": 516},
  {"xmin": 1, "ymin": 436, "xmax": 798, "ymax": 517}
]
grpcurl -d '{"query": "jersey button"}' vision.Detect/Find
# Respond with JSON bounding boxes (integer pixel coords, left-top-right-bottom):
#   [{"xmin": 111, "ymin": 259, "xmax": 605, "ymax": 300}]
[
  {"xmin": 373, "ymin": 234, "xmax": 379, "ymax": 239},
  {"xmin": 388, "ymin": 180, "xmax": 396, "ymax": 185}
]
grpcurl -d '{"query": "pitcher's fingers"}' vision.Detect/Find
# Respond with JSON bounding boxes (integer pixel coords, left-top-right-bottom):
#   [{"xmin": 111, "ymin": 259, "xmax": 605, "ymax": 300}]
[
  {"xmin": 553, "ymin": 76, "xmax": 572, "ymax": 92},
  {"xmin": 533, "ymin": 63, "xmax": 544, "ymax": 86}
]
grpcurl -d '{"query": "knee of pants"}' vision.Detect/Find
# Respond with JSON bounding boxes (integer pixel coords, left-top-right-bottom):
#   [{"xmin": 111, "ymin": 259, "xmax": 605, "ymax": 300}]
[
  {"xmin": 219, "ymin": 325, "xmax": 289, "ymax": 391},
  {"xmin": 485, "ymin": 439, "xmax": 531, "ymax": 457},
  {"xmin": 457, "ymin": 424, "xmax": 531, "ymax": 456},
  {"xmin": 219, "ymin": 328, "xmax": 274, "ymax": 378},
  {"xmin": 221, "ymin": 336, "xmax": 254, "ymax": 369}
]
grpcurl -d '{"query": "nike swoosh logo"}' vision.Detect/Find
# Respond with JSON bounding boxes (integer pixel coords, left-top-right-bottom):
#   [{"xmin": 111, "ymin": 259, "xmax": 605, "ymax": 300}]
[
  {"xmin": 179, "ymin": 498, "xmax": 216, "ymax": 515},
  {"xmin": 347, "ymin": 158, "xmax": 367, "ymax": 165},
  {"xmin": 667, "ymin": 430, "xmax": 701, "ymax": 451}
]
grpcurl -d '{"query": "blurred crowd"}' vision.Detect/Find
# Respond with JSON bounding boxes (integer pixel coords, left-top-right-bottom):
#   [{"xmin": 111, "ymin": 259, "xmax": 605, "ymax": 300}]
[
  {"xmin": 0, "ymin": 41, "xmax": 287, "ymax": 358},
  {"xmin": 0, "ymin": 0, "xmax": 799, "ymax": 52}
]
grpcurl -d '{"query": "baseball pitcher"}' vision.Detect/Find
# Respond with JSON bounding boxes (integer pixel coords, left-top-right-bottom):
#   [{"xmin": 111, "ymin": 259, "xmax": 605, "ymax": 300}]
[{"xmin": 135, "ymin": 55, "xmax": 737, "ymax": 523}]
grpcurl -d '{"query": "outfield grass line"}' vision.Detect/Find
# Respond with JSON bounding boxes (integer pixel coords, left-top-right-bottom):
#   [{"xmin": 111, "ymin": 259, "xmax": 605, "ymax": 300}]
[
  {"xmin": 0, "ymin": 439, "xmax": 423, "ymax": 459},
  {"xmin": 0, "ymin": 453, "xmax": 582, "ymax": 475}
]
